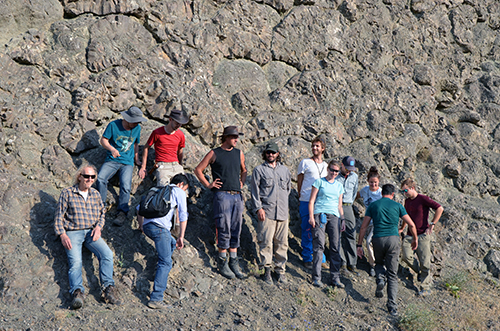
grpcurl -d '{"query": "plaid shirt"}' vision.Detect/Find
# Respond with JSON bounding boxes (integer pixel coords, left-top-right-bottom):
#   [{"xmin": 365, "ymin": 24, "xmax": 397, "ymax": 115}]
[{"xmin": 54, "ymin": 185, "xmax": 105, "ymax": 236}]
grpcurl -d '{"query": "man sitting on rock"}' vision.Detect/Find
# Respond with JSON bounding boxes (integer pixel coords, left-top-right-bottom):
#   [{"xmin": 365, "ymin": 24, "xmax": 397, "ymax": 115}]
[
  {"xmin": 54, "ymin": 163, "xmax": 121, "ymax": 310},
  {"xmin": 400, "ymin": 178, "xmax": 443, "ymax": 296},
  {"xmin": 137, "ymin": 173, "xmax": 189, "ymax": 309},
  {"xmin": 97, "ymin": 106, "xmax": 147, "ymax": 226}
]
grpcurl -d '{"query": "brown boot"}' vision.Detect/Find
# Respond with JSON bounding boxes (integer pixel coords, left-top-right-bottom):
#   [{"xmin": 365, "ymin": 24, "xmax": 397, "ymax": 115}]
[
  {"xmin": 72, "ymin": 289, "xmax": 84, "ymax": 309},
  {"xmin": 103, "ymin": 285, "xmax": 122, "ymax": 305}
]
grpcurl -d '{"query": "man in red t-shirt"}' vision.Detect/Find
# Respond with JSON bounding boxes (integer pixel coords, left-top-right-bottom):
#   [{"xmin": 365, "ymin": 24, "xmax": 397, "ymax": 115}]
[
  {"xmin": 139, "ymin": 109, "xmax": 189, "ymax": 186},
  {"xmin": 400, "ymin": 178, "xmax": 443, "ymax": 296}
]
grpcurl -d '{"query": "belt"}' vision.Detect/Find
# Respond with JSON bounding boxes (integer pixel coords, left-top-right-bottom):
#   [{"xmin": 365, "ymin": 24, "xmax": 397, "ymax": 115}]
[
  {"xmin": 223, "ymin": 190, "xmax": 240, "ymax": 195},
  {"xmin": 342, "ymin": 203, "xmax": 352, "ymax": 206}
]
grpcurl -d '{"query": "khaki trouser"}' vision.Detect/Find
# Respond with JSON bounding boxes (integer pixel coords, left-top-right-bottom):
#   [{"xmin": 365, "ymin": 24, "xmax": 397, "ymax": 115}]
[
  {"xmin": 156, "ymin": 162, "xmax": 184, "ymax": 186},
  {"xmin": 257, "ymin": 218, "xmax": 289, "ymax": 274},
  {"xmin": 401, "ymin": 233, "xmax": 432, "ymax": 291}
]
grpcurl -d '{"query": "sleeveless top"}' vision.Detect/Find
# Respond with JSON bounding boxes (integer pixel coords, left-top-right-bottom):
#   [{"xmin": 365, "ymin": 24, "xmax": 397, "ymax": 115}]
[{"xmin": 211, "ymin": 147, "xmax": 241, "ymax": 192}]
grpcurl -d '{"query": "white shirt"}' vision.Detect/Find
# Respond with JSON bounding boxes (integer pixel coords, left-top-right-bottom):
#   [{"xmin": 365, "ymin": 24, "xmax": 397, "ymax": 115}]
[{"xmin": 297, "ymin": 158, "xmax": 327, "ymax": 202}]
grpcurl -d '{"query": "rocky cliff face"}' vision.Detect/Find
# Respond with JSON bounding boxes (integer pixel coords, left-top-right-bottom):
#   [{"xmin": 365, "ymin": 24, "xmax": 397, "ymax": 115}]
[{"xmin": 1, "ymin": 0, "xmax": 500, "ymax": 328}]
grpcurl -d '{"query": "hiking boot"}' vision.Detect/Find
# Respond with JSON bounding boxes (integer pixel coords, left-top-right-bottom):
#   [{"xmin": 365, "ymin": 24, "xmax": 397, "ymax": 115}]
[
  {"xmin": 369, "ymin": 267, "xmax": 376, "ymax": 277},
  {"xmin": 71, "ymin": 289, "xmax": 84, "ymax": 310},
  {"xmin": 276, "ymin": 273, "xmax": 288, "ymax": 284},
  {"xmin": 103, "ymin": 285, "xmax": 122, "ymax": 305},
  {"xmin": 388, "ymin": 306, "xmax": 398, "ymax": 316},
  {"xmin": 217, "ymin": 256, "xmax": 235, "ymax": 279},
  {"xmin": 229, "ymin": 257, "xmax": 246, "ymax": 279},
  {"xmin": 321, "ymin": 262, "xmax": 329, "ymax": 269},
  {"xmin": 346, "ymin": 266, "xmax": 360, "ymax": 276},
  {"xmin": 375, "ymin": 281, "xmax": 385, "ymax": 298},
  {"xmin": 312, "ymin": 279, "xmax": 325, "ymax": 288},
  {"xmin": 303, "ymin": 261, "xmax": 313, "ymax": 270},
  {"xmin": 262, "ymin": 267, "xmax": 273, "ymax": 285},
  {"xmin": 113, "ymin": 212, "xmax": 127, "ymax": 226},
  {"xmin": 331, "ymin": 278, "xmax": 345, "ymax": 289},
  {"xmin": 147, "ymin": 300, "xmax": 168, "ymax": 309}
]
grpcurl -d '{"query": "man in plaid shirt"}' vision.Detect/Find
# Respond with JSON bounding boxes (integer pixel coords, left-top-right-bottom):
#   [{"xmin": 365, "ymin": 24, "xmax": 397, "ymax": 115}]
[{"xmin": 54, "ymin": 164, "xmax": 120, "ymax": 309}]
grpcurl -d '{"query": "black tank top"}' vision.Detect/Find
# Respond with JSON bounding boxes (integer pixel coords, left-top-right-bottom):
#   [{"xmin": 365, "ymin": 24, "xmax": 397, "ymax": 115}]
[{"xmin": 211, "ymin": 147, "xmax": 241, "ymax": 192}]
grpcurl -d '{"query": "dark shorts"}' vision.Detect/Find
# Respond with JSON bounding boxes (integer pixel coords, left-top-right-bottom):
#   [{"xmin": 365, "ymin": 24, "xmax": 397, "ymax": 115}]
[{"xmin": 213, "ymin": 191, "xmax": 244, "ymax": 249}]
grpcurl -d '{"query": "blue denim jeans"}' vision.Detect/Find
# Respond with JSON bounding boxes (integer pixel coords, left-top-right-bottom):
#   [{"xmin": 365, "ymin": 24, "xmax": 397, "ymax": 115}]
[
  {"xmin": 65, "ymin": 229, "xmax": 115, "ymax": 295},
  {"xmin": 143, "ymin": 222, "xmax": 176, "ymax": 302},
  {"xmin": 213, "ymin": 191, "xmax": 244, "ymax": 249},
  {"xmin": 299, "ymin": 202, "xmax": 326, "ymax": 264},
  {"xmin": 97, "ymin": 161, "xmax": 133, "ymax": 213}
]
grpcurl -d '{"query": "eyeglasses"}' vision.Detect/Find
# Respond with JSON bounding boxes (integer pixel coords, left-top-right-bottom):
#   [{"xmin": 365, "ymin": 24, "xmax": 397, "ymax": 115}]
[
  {"xmin": 81, "ymin": 174, "xmax": 96, "ymax": 179},
  {"xmin": 266, "ymin": 151, "xmax": 277, "ymax": 155},
  {"xmin": 400, "ymin": 189, "xmax": 409, "ymax": 193},
  {"xmin": 328, "ymin": 168, "xmax": 340, "ymax": 173}
]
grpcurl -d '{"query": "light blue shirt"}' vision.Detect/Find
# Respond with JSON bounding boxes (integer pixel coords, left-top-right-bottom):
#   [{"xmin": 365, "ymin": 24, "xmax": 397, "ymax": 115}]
[
  {"xmin": 359, "ymin": 186, "xmax": 382, "ymax": 208},
  {"xmin": 312, "ymin": 178, "xmax": 344, "ymax": 217},
  {"xmin": 335, "ymin": 171, "xmax": 358, "ymax": 203},
  {"xmin": 139, "ymin": 185, "xmax": 188, "ymax": 229}
]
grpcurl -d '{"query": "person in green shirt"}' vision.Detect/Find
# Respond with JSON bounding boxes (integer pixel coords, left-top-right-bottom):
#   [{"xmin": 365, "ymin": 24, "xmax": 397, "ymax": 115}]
[{"xmin": 357, "ymin": 184, "xmax": 418, "ymax": 317}]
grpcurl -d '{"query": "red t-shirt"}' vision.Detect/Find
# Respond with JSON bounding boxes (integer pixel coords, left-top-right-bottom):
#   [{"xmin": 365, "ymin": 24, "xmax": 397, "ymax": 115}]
[
  {"xmin": 146, "ymin": 127, "xmax": 185, "ymax": 163},
  {"xmin": 404, "ymin": 194, "xmax": 441, "ymax": 235}
]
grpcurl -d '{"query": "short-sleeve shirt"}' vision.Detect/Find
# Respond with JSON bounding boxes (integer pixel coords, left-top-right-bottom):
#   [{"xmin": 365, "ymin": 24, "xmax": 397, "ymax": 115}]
[
  {"xmin": 359, "ymin": 186, "xmax": 382, "ymax": 208},
  {"xmin": 298, "ymin": 158, "xmax": 327, "ymax": 202},
  {"xmin": 366, "ymin": 197, "xmax": 407, "ymax": 238},
  {"xmin": 146, "ymin": 127, "xmax": 185, "ymax": 163},
  {"xmin": 102, "ymin": 119, "xmax": 141, "ymax": 165},
  {"xmin": 404, "ymin": 194, "xmax": 441, "ymax": 235},
  {"xmin": 312, "ymin": 177, "xmax": 344, "ymax": 217},
  {"xmin": 140, "ymin": 185, "xmax": 189, "ymax": 230}
]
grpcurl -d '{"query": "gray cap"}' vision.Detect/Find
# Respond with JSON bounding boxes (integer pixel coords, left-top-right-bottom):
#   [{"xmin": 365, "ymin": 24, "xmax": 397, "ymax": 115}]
[
  {"xmin": 122, "ymin": 106, "xmax": 147, "ymax": 123},
  {"xmin": 264, "ymin": 142, "xmax": 279, "ymax": 153}
]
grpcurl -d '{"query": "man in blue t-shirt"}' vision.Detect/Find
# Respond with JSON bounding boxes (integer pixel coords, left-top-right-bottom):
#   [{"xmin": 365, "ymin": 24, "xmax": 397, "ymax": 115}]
[
  {"xmin": 97, "ymin": 106, "xmax": 147, "ymax": 226},
  {"xmin": 357, "ymin": 184, "xmax": 418, "ymax": 317}
]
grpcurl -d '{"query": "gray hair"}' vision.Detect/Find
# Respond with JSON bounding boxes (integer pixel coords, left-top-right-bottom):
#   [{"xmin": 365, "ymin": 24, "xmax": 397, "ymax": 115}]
[{"xmin": 74, "ymin": 163, "xmax": 98, "ymax": 185}]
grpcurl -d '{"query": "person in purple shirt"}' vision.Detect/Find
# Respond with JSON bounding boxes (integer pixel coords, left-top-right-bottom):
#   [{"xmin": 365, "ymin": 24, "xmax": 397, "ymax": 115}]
[{"xmin": 400, "ymin": 178, "xmax": 444, "ymax": 296}]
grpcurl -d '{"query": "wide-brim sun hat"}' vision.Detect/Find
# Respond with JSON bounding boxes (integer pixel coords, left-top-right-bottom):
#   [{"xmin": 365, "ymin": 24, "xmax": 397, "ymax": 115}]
[
  {"xmin": 168, "ymin": 109, "xmax": 189, "ymax": 125},
  {"xmin": 122, "ymin": 106, "xmax": 148, "ymax": 123}
]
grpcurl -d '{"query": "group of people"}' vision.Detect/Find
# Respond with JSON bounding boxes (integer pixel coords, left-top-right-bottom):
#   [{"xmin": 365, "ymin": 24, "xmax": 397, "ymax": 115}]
[{"xmin": 54, "ymin": 106, "xmax": 443, "ymax": 316}]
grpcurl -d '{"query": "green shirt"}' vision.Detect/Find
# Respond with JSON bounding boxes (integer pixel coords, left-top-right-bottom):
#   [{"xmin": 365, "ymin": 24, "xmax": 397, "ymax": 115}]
[{"xmin": 366, "ymin": 197, "xmax": 407, "ymax": 238}]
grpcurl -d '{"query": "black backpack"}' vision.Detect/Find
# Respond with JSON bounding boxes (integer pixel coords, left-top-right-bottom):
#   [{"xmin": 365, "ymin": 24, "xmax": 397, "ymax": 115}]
[{"xmin": 138, "ymin": 185, "xmax": 172, "ymax": 219}]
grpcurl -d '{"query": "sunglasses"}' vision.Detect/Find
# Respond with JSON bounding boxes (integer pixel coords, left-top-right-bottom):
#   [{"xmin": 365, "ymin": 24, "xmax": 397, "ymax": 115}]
[
  {"xmin": 81, "ymin": 174, "xmax": 96, "ymax": 179},
  {"xmin": 328, "ymin": 168, "xmax": 340, "ymax": 173},
  {"xmin": 400, "ymin": 189, "xmax": 409, "ymax": 193},
  {"xmin": 266, "ymin": 151, "xmax": 277, "ymax": 155}
]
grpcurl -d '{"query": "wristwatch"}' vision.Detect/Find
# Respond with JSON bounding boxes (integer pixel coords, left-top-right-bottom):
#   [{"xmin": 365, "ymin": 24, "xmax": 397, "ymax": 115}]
[{"xmin": 430, "ymin": 222, "xmax": 435, "ymax": 226}]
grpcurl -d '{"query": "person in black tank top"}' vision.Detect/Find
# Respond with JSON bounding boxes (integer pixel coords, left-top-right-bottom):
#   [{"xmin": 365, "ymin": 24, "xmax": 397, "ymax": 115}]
[{"xmin": 195, "ymin": 126, "xmax": 248, "ymax": 279}]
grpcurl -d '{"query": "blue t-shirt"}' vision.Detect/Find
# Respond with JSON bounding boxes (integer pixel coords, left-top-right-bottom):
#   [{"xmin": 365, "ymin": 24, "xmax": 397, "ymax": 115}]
[
  {"xmin": 365, "ymin": 197, "xmax": 407, "ymax": 238},
  {"xmin": 359, "ymin": 186, "xmax": 382, "ymax": 208},
  {"xmin": 102, "ymin": 120, "xmax": 141, "ymax": 165},
  {"xmin": 312, "ymin": 177, "xmax": 344, "ymax": 217}
]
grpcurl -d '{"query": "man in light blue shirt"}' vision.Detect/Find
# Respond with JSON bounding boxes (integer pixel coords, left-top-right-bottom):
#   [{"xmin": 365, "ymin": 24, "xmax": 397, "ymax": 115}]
[
  {"xmin": 336, "ymin": 156, "xmax": 359, "ymax": 275},
  {"xmin": 137, "ymin": 173, "xmax": 189, "ymax": 309}
]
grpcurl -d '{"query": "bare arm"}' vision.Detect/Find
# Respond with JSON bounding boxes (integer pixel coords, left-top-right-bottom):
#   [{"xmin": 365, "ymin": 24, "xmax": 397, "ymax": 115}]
[
  {"xmin": 177, "ymin": 147, "xmax": 184, "ymax": 165},
  {"xmin": 240, "ymin": 150, "xmax": 247, "ymax": 188},
  {"xmin": 138, "ymin": 145, "xmax": 150, "ymax": 179},
  {"xmin": 297, "ymin": 173, "xmax": 304, "ymax": 199},
  {"xmin": 357, "ymin": 215, "xmax": 372, "ymax": 258},
  {"xmin": 176, "ymin": 220, "xmax": 187, "ymax": 249},
  {"xmin": 426, "ymin": 206, "xmax": 444, "ymax": 235},
  {"xmin": 308, "ymin": 186, "xmax": 319, "ymax": 228},
  {"xmin": 194, "ymin": 150, "xmax": 222, "ymax": 189},
  {"xmin": 100, "ymin": 137, "xmax": 120, "ymax": 158},
  {"xmin": 134, "ymin": 143, "xmax": 141, "ymax": 166},
  {"xmin": 402, "ymin": 214, "xmax": 418, "ymax": 250}
]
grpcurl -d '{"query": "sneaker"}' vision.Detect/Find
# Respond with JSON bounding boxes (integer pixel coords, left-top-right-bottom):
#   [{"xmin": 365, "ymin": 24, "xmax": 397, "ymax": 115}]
[
  {"xmin": 312, "ymin": 280, "xmax": 325, "ymax": 288},
  {"xmin": 418, "ymin": 289, "xmax": 432, "ymax": 297},
  {"xmin": 303, "ymin": 261, "xmax": 313, "ymax": 270},
  {"xmin": 369, "ymin": 267, "xmax": 376, "ymax": 277},
  {"xmin": 262, "ymin": 267, "xmax": 273, "ymax": 285},
  {"xmin": 276, "ymin": 273, "xmax": 287, "ymax": 284},
  {"xmin": 147, "ymin": 300, "xmax": 168, "ymax": 309},
  {"xmin": 217, "ymin": 256, "xmax": 235, "ymax": 279},
  {"xmin": 113, "ymin": 212, "xmax": 127, "ymax": 226},
  {"xmin": 388, "ymin": 306, "xmax": 398, "ymax": 316},
  {"xmin": 375, "ymin": 281, "xmax": 385, "ymax": 298},
  {"xmin": 103, "ymin": 285, "xmax": 122, "ymax": 305},
  {"xmin": 229, "ymin": 257, "xmax": 246, "ymax": 279},
  {"xmin": 331, "ymin": 279, "xmax": 345, "ymax": 289},
  {"xmin": 71, "ymin": 289, "xmax": 84, "ymax": 310}
]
